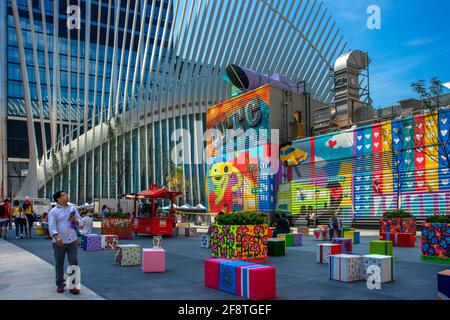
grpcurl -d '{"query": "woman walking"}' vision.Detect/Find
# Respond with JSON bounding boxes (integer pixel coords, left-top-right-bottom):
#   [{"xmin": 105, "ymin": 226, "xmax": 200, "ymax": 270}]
[
  {"xmin": 23, "ymin": 200, "xmax": 35, "ymax": 238},
  {"xmin": 12, "ymin": 200, "xmax": 27, "ymax": 239}
]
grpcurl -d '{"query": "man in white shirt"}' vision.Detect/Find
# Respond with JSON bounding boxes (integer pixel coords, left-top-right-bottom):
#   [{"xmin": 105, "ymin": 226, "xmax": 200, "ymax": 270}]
[
  {"xmin": 79, "ymin": 212, "xmax": 93, "ymax": 235},
  {"xmin": 48, "ymin": 191, "xmax": 83, "ymax": 295}
]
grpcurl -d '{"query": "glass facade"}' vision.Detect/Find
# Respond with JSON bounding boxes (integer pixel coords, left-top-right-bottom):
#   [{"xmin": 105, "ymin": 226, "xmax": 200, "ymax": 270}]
[{"xmin": 1, "ymin": 0, "xmax": 346, "ymax": 206}]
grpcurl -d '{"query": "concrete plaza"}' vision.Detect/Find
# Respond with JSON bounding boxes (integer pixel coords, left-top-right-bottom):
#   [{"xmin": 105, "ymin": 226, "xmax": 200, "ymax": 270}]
[{"xmin": 0, "ymin": 227, "xmax": 446, "ymax": 300}]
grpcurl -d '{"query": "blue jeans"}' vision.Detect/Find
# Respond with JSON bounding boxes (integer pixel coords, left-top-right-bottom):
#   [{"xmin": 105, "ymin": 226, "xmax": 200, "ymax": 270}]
[
  {"xmin": 53, "ymin": 241, "xmax": 79, "ymax": 287},
  {"xmin": 272, "ymin": 228, "xmax": 289, "ymax": 238},
  {"xmin": 329, "ymin": 229, "xmax": 341, "ymax": 239},
  {"xmin": 14, "ymin": 217, "xmax": 27, "ymax": 236}
]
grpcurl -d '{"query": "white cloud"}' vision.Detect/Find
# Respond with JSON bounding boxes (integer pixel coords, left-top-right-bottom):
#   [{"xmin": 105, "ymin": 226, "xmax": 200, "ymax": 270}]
[
  {"xmin": 314, "ymin": 156, "xmax": 327, "ymax": 169},
  {"xmin": 402, "ymin": 38, "xmax": 436, "ymax": 47},
  {"xmin": 325, "ymin": 131, "xmax": 354, "ymax": 149}
]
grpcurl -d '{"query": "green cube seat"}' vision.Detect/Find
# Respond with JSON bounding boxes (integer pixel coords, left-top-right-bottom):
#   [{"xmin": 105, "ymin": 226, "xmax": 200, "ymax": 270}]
[
  {"xmin": 277, "ymin": 233, "xmax": 295, "ymax": 247},
  {"xmin": 268, "ymin": 238, "xmax": 286, "ymax": 256},
  {"xmin": 369, "ymin": 240, "xmax": 393, "ymax": 256}
]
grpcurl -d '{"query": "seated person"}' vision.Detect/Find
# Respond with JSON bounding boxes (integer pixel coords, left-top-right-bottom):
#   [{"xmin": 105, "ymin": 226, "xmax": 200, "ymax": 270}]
[
  {"xmin": 272, "ymin": 213, "xmax": 291, "ymax": 238},
  {"xmin": 41, "ymin": 212, "xmax": 51, "ymax": 239},
  {"xmin": 79, "ymin": 211, "xmax": 94, "ymax": 235},
  {"xmin": 328, "ymin": 212, "xmax": 342, "ymax": 239}
]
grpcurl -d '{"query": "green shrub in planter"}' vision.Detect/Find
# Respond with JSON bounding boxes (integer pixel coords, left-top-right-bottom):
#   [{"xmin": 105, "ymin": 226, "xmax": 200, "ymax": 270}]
[
  {"xmin": 216, "ymin": 212, "xmax": 267, "ymax": 226},
  {"xmin": 106, "ymin": 212, "xmax": 131, "ymax": 219},
  {"xmin": 382, "ymin": 209, "xmax": 415, "ymax": 219},
  {"xmin": 425, "ymin": 215, "xmax": 450, "ymax": 224}
]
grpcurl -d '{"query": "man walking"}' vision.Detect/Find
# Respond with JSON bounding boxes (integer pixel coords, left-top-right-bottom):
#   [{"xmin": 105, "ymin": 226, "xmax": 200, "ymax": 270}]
[{"xmin": 48, "ymin": 191, "xmax": 83, "ymax": 294}]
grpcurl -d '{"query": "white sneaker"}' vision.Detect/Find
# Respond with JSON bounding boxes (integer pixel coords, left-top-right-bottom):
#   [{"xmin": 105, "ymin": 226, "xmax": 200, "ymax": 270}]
[{"xmin": 16, "ymin": 236, "xmax": 19, "ymax": 239}]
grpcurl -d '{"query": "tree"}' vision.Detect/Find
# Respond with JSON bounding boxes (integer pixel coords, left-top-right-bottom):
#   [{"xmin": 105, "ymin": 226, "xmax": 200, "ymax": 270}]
[
  {"xmin": 47, "ymin": 146, "xmax": 75, "ymax": 193},
  {"xmin": 411, "ymin": 77, "xmax": 450, "ymax": 171},
  {"xmin": 382, "ymin": 121, "xmax": 416, "ymax": 210},
  {"xmin": 107, "ymin": 117, "xmax": 129, "ymax": 213}
]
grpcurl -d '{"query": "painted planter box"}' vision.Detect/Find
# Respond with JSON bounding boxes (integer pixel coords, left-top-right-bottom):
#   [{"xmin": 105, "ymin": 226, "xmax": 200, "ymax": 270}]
[
  {"xmin": 421, "ymin": 223, "xmax": 450, "ymax": 264},
  {"xmin": 380, "ymin": 218, "xmax": 416, "ymax": 237},
  {"xmin": 101, "ymin": 218, "xmax": 133, "ymax": 240},
  {"xmin": 210, "ymin": 224, "xmax": 269, "ymax": 262}
]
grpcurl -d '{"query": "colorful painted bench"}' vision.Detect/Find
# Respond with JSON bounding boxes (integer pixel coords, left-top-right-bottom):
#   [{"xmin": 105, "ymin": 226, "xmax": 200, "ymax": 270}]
[
  {"xmin": 332, "ymin": 238, "xmax": 352, "ymax": 254},
  {"xmin": 101, "ymin": 234, "xmax": 118, "ymax": 250},
  {"xmin": 277, "ymin": 233, "xmax": 302, "ymax": 247},
  {"xmin": 381, "ymin": 232, "xmax": 415, "ymax": 247},
  {"xmin": 142, "ymin": 248, "xmax": 165, "ymax": 272},
  {"xmin": 317, "ymin": 243, "xmax": 342, "ymax": 264},
  {"xmin": 115, "ymin": 244, "xmax": 142, "ymax": 266},
  {"xmin": 267, "ymin": 238, "xmax": 286, "ymax": 256},
  {"xmin": 82, "ymin": 234, "xmax": 101, "ymax": 252},
  {"xmin": 329, "ymin": 254, "xmax": 363, "ymax": 282},
  {"xmin": 343, "ymin": 230, "xmax": 360, "ymax": 245},
  {"xmin": 204, "ymin": 258, "xmax": 276, "ymax": 300},
  {"xmin": 370, "ymin": 240, "xmax": 393, "ymax": 256},
  {"xmin": 362, "ymin": 254, "xmax": 395, "ymax": 283},
  {"xmin": 201, "ymin": 235, "xmax": 211, "ymax": 248},
  {"xmin": 438, "ymin": 270, "xmax": 450, "ymax": 300}
]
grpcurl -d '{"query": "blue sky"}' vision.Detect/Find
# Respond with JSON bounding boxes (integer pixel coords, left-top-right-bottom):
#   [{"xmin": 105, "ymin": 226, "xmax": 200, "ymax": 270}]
[{"xmin": 322, "ymin": 0, "xmax": 450, "ymax": 108}]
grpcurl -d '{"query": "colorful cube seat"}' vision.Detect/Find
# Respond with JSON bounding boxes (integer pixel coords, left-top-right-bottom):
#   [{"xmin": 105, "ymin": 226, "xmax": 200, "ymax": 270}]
[
  {"xmin": 267, "ymin": 238, "xmax": 286, "ymax": 256},
  {"xmin": 343, "ymin": 231, "xmax": 360, "ymax": 245},
  {"xmin": 204, "ymin": 258, "xmax": 276, "ymax": 300},
  {"xmin": 342, "ymin": 227, "xmax": 355, "ymax": 233},
  {"xmin": 277, "ymin": 233, "xmax": 295, "ymax": 247},
  {"xmin": 201, "ymin": 235, "xmax": 211, "ymax": 248},
  {"xmin": 293, "ymin": 233, "xmax": 302, "ymax": 246},
  {"xmin": 185, "ymin": 227, "xmax": 197, "ymax": 237},
  {"xmin": 329, "ymin": 254, "xmax": 363, "ymax": 282},
  {"xmin": 142, "ymin": 248, "xmax": 165, "ymax": 272},
  {"xmin": 362, "ymin": 254, "xmax": 395, "ymax": 283},
  {"xmin": 297, "ymin": 226, "xmax": 309, "ymax": 235},
  {"xmin": 437, "ymin": 270, "xmax": 450, "ymax": 300},
  {"xmin": 115, "ymin": 244, "xmax": 142, "ymax": 266},
  {"xmin": 35, "ymin": 225, "xmax": 45, "ymax": 235},
  {"xmin": 101, "ymin": 235, "xmax": 118, "ymax": 250},
  {"xmin": 382, "ymin": 232, "xmax": 415, "ymax": 247},
  {"xmin": 370, "ymin": 240, "xmax": 393, "ymax": 256},
  {"xmin": 332, "ymin": 238, "xmax": 352, "ymax": 254},
  {"xmin": 83, "ymin": 234, "xmax": 102, "ymax": 252},
  {"xmin": 268, "ymin": 227, "xmax": 274, "ymax": 238},
  {"xmin": 317, "ymin": 243, "xmax": 342, "ymax": 263},
  {"xmin": 312, "ymin": 228, "xmax": 329, "ymax": 241},
  {"xmin": 81, "ymin": 233, "xmax": 97, "ymax": 250}
]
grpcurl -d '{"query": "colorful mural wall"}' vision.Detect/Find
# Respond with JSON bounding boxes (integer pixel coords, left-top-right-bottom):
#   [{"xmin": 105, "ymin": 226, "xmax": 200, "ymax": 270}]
[
  {"xmin": 206, "ymin": 86, "xmax": 279, "ymax": 213},
  {"xmin": 276, "ymin": 109, "xmax": 450, "ymax": 218}
]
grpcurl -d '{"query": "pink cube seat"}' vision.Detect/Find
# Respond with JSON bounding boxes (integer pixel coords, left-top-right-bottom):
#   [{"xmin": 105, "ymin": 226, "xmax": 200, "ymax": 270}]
[{"xmin": 142, "ymin": 248, "xmax": 166, "ymax": 273}]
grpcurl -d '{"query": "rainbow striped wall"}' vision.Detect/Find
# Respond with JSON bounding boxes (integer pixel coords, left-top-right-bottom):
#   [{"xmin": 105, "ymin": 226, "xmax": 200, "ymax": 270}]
[{"xmin": 276, "ymin": 109, "xmax": 450, "ymax": 218}]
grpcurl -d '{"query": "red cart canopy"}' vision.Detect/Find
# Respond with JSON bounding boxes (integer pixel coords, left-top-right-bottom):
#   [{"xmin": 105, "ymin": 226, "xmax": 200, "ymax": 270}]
[{"xmin": 138, "ymin": 188, "xmax": 183, "ymax": 199}]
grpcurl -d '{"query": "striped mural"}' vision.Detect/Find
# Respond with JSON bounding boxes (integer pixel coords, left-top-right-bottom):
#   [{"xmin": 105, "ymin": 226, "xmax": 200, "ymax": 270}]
[{"xmin": 277, "ymin": 109, "xmax": 450, "ymax": 219}]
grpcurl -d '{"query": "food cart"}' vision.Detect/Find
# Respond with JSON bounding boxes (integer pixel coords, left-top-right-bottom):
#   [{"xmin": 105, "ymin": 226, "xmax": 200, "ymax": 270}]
[{"xmin": 125, "ymin": 184, "xmax": 183, "ymax": 237}]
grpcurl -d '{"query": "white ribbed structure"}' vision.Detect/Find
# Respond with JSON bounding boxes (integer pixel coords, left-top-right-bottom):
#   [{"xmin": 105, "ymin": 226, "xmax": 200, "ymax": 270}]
[{"xmin": 5, "ymin": 0, "xmax": 347, "ymax": 204}]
